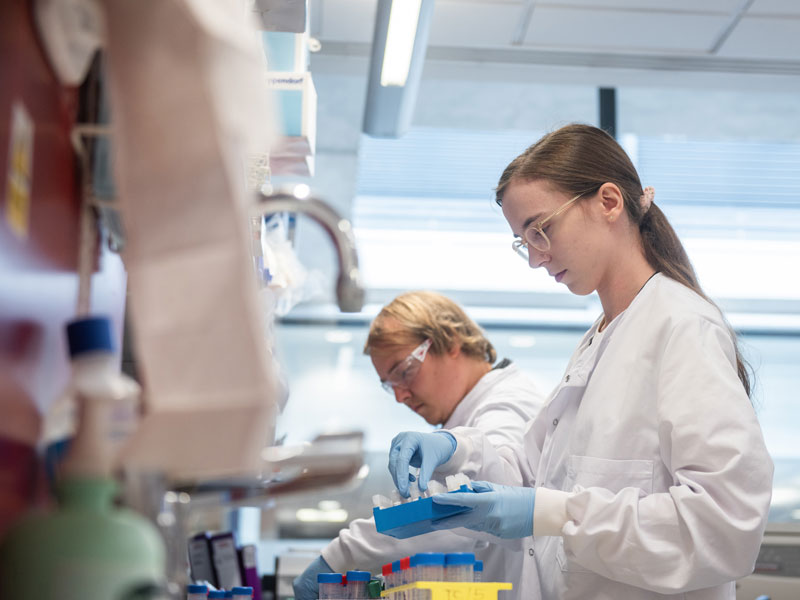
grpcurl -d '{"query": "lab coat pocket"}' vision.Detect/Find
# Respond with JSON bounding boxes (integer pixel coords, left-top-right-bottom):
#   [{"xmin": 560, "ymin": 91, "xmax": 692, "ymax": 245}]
[
  {"xmin": 564, "ymin": 455, "xmax": 654, "ymax": 495},
  {"xmin": 557, "ymin": 456, "xmax": 655, "ymax": 574},
  {"xmin": 555, "ymin": 537, "xmax": 593, "ymax": 574}
]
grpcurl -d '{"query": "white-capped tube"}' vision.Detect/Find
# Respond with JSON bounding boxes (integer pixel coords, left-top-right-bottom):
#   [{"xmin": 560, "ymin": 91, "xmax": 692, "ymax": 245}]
[
  {"xmin": 408, "ymin": 479, "xmax": 420, "ymax": 501},
  {"xmin": 427, "ymin": 480, "xmax": 446, "ymax": 495},
  {"xmin": 373, "ymin": 494, "xmax": 392, "ymax": 509},
  {"xmin": 455, "ymin": 473, "xmax": 471, "ymax": 489}
]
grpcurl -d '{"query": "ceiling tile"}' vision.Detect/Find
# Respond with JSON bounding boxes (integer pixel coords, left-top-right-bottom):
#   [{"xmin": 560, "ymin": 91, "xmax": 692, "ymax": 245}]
[
  {"xmin": 716, "ymin": 16, "xmax": 800, "ymax": 59},
  {"xmin": 523, "ymin": 6, "xmax": 731, "ymax": 53},
  {"xmin": 539, "ymin": 0, "xmax": 741, "ymax": 13},
  {"xmin": 749, "ymin": 0, "xmax": 800, "ymax": 16},
  {"xmin": 318, "ymin": 0, "xmax": 377, "ymax": 43},
  {"xmin": 429, "ymin": 2, "xmax": 524, "ymax": 47}
]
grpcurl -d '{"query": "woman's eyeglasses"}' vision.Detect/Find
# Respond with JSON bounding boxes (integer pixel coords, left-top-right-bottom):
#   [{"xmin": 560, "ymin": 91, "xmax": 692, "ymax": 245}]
[{"xmin": 512, "ymin": 192, "xmax": 584, "ymax": 260}]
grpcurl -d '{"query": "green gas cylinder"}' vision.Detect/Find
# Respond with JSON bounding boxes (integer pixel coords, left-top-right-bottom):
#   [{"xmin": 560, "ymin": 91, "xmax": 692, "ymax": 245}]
[
  {"xmin": 0, "ymin": 476, "xmax": 166, "ymax": 600},
  {"xmin": 0, "ymin": 317, "xmax": 166, "ymax": 599}
]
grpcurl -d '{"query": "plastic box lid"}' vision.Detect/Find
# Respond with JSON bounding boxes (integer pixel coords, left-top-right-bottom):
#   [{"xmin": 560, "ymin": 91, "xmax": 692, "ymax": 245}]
[{"xmin": 445, "ymin": 552, "xmax": 475, "ymax": 565}]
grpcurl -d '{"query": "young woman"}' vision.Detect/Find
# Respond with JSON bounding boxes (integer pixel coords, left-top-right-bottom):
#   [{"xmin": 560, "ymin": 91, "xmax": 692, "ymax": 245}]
[{"xmin": 387, "ymin": 125, "xmax": 773, "ymax": 600}]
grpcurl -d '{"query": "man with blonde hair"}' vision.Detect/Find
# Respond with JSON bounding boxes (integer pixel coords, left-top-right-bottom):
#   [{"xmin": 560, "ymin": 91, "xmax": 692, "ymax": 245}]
[{"xmin": 294, "ymin": 291, "xmax": 545, "ymax": 599}]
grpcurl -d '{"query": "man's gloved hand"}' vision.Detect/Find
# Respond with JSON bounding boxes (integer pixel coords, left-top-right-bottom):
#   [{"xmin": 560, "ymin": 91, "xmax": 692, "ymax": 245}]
[
  {"xmin": 431, "ymin": 480, "xmax": 536, "ymax": 539},
  {"xmin": 388, "ymin": 431, "xmax": 456, "ymax": 497},
  {"xmin": 292, "ymin": 555, "xmax": 333, "ymax": 599}
]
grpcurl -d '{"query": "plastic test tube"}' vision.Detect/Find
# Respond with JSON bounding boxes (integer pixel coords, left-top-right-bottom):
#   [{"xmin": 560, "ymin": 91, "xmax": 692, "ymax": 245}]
[
  {"xmin": 413, "ymin": 553, "xmax": 444, "ymax": 600},
  {"xmin": 413, "ymin": 553, "xmax": 444, "ymax": 582},
  {"xmin": 444, "ymin": 552, "xmax": 475, "ymax": 582},
  {"xmin": 399, "ymin": 556, "xmax": 411, "ymax": 585},
  {"xmin": 382, "ymin": 563, "xmax": 393, "ymax": 591},
  {"xmin": 473, "ymin": 560, "xmax": 483, "ymax": 582},
  {"xmin": 318, "ymin": 573, "xmax": 343, "ymax": 599},
  {"xmin": 187, "ymin": 584, "xmax": 208, "ymax": 600},
  {"xmin": 231, "ymin": 587, "xmax": 253, "ymax": 599},
  {"xmin": 346, "ymin": 570, "xmax": 371, "ymax": 599},
  {"xmin": 399, "ymin": 557, "xmax": 412, "ymax": 600},
  {"xmin": 408, "ymin": 555, "xmax": 418, "ymax": 600}
]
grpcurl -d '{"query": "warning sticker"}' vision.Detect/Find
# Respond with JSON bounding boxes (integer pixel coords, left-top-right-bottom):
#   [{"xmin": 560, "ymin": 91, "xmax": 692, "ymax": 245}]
[{"xmin": 5, "ymin": 101, "xmax": 34, "ymax": 239}]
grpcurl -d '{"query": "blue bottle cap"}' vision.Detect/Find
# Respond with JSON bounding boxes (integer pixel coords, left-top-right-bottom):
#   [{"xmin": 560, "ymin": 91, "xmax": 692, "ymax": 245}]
[
  {"xmin": 391, "ymin": 560, "xmax": 400, "ymax": 572},
  {"xmin": 318, "ymin": 573, "xmax": 343, "ymax": 583},
  {"xmin": 445, "ymin": 552, "xmax": 475, "ymax": 565},
  {"xmin": 66, "ymin": 316, "xmax": 114, "ymax": 357},
  {"xmin": 223, "ymin": 593, "xmax": 233, "ymax": 599},
  {"xmin": 188, "ymin": 584, "xmax": 209, "ymax": 593},
  {"xmin": 474, "ymin": 560, "xmax": 483, "ymax": 572},
  {"xmin": 231, "ymin": 587, "xmax": 253, "ymax": 596},
  {"xmin": 208, "ymin": 592, "xmax": 226, "ymax": 599},
  {"xmin": 346, "ymin": 570, "xmax": 371, "ymax": 582},
  {"xmin": 413, "ymin": 552, "xmax": 445, "ymax": 566}
]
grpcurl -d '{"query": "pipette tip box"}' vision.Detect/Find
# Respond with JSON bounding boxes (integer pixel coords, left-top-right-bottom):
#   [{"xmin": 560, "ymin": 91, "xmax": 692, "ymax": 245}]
[{"xmin": 373, "ymin": 485, "xmax": 475, "ymax": 539}]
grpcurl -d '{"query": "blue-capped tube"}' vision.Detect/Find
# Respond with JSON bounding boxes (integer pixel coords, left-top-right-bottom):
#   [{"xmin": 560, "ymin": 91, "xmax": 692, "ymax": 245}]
[
  {"xmin": 444, "ymin": 553, "xmax": 474, "ymax": 582},
  {"xmin": 473, "ymin": 560, "xmax": 483, "ymax": 582},
  {"xmin": 346, "ymin": 570, "xmax": 370, "ymax": 599},
  {"xmin": 318, "ymin": 572, "xmax": 343, "ymax": 599}
]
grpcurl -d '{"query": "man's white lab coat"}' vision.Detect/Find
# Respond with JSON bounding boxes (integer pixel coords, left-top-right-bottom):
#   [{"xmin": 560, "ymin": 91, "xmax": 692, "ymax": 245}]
[
  {"xmin": 322, "ymin": 362, "xmax": 545, "ymax": 598},
  {"xmin": 445, "ymin": 274, "xmax": 773, "ymax": 600}
]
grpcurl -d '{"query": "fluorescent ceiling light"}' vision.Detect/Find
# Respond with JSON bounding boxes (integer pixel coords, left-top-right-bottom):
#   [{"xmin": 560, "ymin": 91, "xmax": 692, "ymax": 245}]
[
  {"xmin": 296, "ymin": 507, "xmax": 349, "ymax": 522},
  {"xmin": 363, "ymin": 0, "xmax": 434, "ymax": 137},
  {"xmin": 324, "ymin": 329, "xmax": 353, "ymax": 344},
  {"xmin": 381, "ymin": 0, "xmax": 422, "ymax": 87}
]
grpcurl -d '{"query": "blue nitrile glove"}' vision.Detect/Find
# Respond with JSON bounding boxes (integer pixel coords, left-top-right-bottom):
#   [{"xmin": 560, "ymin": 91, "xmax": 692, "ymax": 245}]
[
  {"xmin": 431, "ymin": 480, "xmax": 536, "ymax": 539},
  {"xmin": 293, "ymin": 555, "xmax": 333, "ymax": 599},
  {"xmin": 388, "ymin": 431, "xmax": 456, "ymax": 497}
]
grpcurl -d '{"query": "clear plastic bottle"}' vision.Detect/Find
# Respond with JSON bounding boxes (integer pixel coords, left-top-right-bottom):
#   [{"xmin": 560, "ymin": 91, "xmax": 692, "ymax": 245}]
[
  {"xmin": 59, "ymin": 317, "xmax": 142, "ymax": 479},
  {"xmin": 187, "ymin": 583, "xmax": 209, "ymax": 599},
  {"xmin": 473, "ymin": 561, "xmax": 483, "ymax": 582},
  {"xmin": 346, "ymin": 570, "xmax": 371, "ymax": 599},
  {"xmin": 41, "ymin": 316, "xmax": 141, "ymax": 484},
  {"xmin": 318, "ymin": 573, "xmax": 343, "ymax": 599},
  {"xmin": 444, "ymin": 553, "xmax": 474, "ymax": 582}
]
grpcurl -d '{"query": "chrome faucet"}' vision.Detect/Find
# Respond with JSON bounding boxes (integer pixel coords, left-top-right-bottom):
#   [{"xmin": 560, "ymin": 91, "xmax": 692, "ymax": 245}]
[{"xmin": 253, "ymin": 188, "xmax": 365, "ymax": 313}]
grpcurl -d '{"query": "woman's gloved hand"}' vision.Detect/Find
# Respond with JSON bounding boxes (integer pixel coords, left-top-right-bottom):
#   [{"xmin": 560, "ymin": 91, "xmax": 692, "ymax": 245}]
[
  {"xmin": 292, "ymin": 555, "xmax": 332, "ymax": 599},
  {"xmin": 388, "ymin": 431, "xmax": 456, "ymax": 497},
  {"xmin": 431, "ymin": 480, "xmax": 536, "ymax": 539}
]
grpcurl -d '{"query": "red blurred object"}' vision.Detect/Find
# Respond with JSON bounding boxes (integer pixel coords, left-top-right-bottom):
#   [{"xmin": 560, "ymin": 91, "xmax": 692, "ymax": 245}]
[{"xmin": 0, "ymin": 0, "xmax": 91, "ymax": 535}]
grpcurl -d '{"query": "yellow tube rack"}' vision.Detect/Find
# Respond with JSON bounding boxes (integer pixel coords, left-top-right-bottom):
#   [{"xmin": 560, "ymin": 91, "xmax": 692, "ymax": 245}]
[{"xmin": 381, "ymin": 581, "xmax": 512, "ymax": 599}]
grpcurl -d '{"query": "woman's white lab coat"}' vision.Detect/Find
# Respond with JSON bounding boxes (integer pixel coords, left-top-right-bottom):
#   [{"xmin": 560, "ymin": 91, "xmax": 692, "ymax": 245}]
[
  {"xmin": 445, "ymin": 274, "xmax": 773, "ymax": 600},
  {"xmin": 322, "ymin": 363, "xmax": 545, "ymax": 599}
]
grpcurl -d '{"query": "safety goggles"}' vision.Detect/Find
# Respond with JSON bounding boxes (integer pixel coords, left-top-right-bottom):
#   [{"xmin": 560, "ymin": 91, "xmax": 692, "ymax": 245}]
[{"xmin": 381, "ymin": 338, "xmax": 432, "ymax": 394}]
